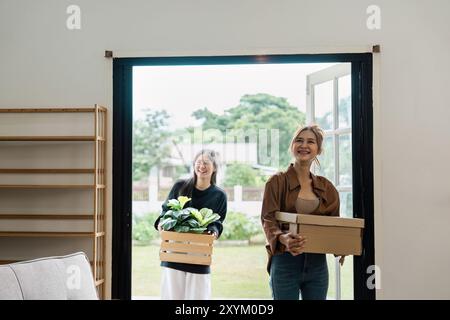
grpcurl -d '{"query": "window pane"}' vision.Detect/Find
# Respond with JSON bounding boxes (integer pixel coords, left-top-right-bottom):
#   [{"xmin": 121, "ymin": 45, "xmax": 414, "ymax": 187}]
[
  {"xmin": 326, "ymin": 254, "xmax": 337, "ymax": 299},
  {"xmin": 341, "ymin": 254, "xmax": 354, "ymax": 300},
  {"xmin": 339, "ymin": 191, "xmax": 353, "ymax": 218},
  {"xmin": 338, "ymin": 75, "xmax": 351, "ymax": 129},
  {"xmin": 317, "ymin": 135, "xmax": 335, "ymax": 184},
  {"xmin": 338, "ymin": 134, "xmax": 352, "ymax": 187},
  {"xmin": 314, "ymin": 80, "xmax": 334, "ymax": 130},
  {"xmin": 327, "ymin": 255, "xmax": 354, "ymax": 300}
]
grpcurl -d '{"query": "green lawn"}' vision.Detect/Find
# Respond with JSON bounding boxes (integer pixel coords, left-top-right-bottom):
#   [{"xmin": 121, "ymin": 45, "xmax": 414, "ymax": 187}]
[
  {"xmin": 132, "ymin": 244, "xmax": 353, "ymax": 299},
  {"xmin": 132, "ymin": 244, "xmax": 271, "ymax": 299}
]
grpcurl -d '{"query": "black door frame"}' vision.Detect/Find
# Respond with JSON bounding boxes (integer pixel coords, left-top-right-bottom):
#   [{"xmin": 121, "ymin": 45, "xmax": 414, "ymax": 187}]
[{"xmin": 112, "ymin": 53, "xmax": 375, "ymax": 300}]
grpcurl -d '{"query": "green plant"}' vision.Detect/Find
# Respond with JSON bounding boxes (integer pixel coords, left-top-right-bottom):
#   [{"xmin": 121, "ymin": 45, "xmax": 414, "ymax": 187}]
[
  {"xmin": 132, "ymin": 212, "xmax": 160, "ymax": 244},
  {"xmin": 221, "ymin": 211, "xmax": 263, "ymax": 240},
  {"xmin": 133, "ymin": 109, "xmax": 171, "ymax": 182},
  {"xmin": 192, "ymin": 93, "xmax": 306, "ymax": 169},
  {"xmin": 223, "ymin": 163, "xmax": 266, "ymax": 187},
  {"xmin": 160, "ymin": 196, "xmax": 221, "ymax": 233}
]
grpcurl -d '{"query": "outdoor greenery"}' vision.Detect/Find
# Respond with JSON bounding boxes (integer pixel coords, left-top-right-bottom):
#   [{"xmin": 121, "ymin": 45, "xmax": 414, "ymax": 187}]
[
  {"xmin": 132, "ymin": 84, "xmax": 355, "ymax": 299},
  {"xmin": 223, "ymin": 163, "xmax": 267, "ymax": 188},
  {"xmin": 132, "ymin": 245, "xmax": 353, "ymax": 299},
  {"xmin": 133, "ymin": 109, "xmax": 171, "ymax": 182},
  {"xmin": 132, "ymin": 212, "xmax": 160, "ymax": 245},
  {"xmin": 192, "ymin": 93, "xmax": 306, "ymax": 169},
  {"xmin": 132, "ymin": 94, "xmax": 351, "ymax": 189},
  {"xmin": 132, "ymin": 94, "xmax": 308, "ymax": 186},
  {"xmin": 221, "ymin": 211, "xmax": 263, "ymax": 241},
  {"xmin": 132, "ymin": 244, "xmax": 271, "ymax": 299}
]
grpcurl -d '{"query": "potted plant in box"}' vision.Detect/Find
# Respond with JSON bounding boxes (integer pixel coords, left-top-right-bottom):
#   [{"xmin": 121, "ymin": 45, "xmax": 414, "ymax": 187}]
[{"xmin": 159, "ymin": 196, "xmax": 221, "ymax": 265}]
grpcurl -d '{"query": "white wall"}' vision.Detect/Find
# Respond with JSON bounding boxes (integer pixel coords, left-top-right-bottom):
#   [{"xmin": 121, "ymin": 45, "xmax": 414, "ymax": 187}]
[{"xmin": 1, "ymin": 0, "xmax": 450, "ymax": 299}]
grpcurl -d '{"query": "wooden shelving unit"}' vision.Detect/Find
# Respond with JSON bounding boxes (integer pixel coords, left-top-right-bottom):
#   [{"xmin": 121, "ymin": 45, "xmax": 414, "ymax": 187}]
[
  {"xmin": 0, "ymin": 105, "xmax": 107, "ymax": 299},
  {"xmin": 0, "ymin": 231, "xmax": 105, "ymax": 237},
  {"xmin": 0, "ymin": 185, "xmax": 105, "ymax": 189},
  {"xmin": 0, "ymin": 136, "xmax": 100, "ymax": 141},
  {"xmin": 0, "ymin": 214, "xmax": 93, "ymax": 220},
  {"xmin": 0, "ymin": 169, "xmax": 97, "ymax": 174}
]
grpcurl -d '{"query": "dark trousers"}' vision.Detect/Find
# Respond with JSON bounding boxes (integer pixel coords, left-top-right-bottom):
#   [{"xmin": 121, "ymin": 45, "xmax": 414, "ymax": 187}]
[{"xmin": 269, "ymin": 252, "xmax": 328, "ymax": 300}]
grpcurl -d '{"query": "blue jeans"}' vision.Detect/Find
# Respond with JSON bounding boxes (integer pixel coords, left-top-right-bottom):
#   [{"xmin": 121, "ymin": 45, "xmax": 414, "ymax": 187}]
[{"xmin": 269, "ymin": 252, "xmax": 328, "ymax": 300}]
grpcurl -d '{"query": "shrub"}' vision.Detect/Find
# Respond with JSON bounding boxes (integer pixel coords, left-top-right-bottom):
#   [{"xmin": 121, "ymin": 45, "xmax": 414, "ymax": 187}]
[
  {"xmin": 221, "ymin": 211, "xmax": 263, "ymax": 240},
  {"xmin": 223, "ymin": 163, "xmax": 266, "ymax": 187},
  {"xmin": 132, "ymin": 212, "xmax": 161, "ymax": 245}
]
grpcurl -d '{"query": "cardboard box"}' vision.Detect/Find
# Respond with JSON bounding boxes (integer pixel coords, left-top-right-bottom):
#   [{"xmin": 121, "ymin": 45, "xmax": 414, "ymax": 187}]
[
  {"xmin": 275, "ymin": 212, "xmax": 365, "ymax": 256},
  {"xmin": 159, "ymin": 230, "xmax": 215, "ymax": 266}
]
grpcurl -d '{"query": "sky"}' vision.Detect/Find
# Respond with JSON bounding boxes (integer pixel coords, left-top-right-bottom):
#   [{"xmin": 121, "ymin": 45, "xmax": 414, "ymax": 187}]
[{"xmin": 133, "ymin": 62, "xmax": 338, "ymax": 128}]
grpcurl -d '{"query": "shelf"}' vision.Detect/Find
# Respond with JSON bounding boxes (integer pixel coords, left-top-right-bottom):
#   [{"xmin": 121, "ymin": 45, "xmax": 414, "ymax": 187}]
[
  {"xmin": 0, "ymin": 214, "xmax": 93, "ymax": 220},
  {"xmin": 0, "ymin": 231, "xmax": 105, "ymax": 238},
  {"xmin": 0, "ymin": 184, "xmax": 105, "ymax": 189},
  {"xmin": 0, "ymin": 169, "xmax": 96, "ymax": 174},
  {"xmin": 0, "ymin": 136, "xmax": 104, "ymax": 141},
  {"xmin": 0, "ymin": 107, "xmax": 107, "ymax": 113},
  {"xmin": 0, "ymin": 105, "xmax": 107, "ymax": 299}
]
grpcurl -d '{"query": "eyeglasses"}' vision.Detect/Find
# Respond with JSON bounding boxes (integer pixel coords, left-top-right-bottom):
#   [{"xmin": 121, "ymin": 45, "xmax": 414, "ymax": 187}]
[{"xmin": 195, "ymin": 160, "xmax": 212, "ymax": 166}]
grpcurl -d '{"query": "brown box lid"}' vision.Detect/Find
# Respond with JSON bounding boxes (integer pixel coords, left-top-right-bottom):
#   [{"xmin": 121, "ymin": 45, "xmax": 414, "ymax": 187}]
[{"xmin": 275, "ymin": 211, "xmax": 364, "ymax": 228}]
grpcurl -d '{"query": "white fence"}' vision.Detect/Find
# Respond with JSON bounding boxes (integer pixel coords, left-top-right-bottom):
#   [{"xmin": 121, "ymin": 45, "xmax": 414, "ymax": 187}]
[{"xmin": 133, "ymin": 185, "xmax": 263, "ymax": 217}]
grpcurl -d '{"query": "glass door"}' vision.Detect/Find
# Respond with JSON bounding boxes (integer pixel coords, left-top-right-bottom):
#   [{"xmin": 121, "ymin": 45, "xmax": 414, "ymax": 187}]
[{"xmin": 306, "ymin": 63, "xmax": 353, "ymax": 299}]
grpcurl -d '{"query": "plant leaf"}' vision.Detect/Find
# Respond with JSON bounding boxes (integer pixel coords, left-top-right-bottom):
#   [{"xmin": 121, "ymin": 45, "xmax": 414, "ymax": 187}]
[
  {"xmin": 200, "ymin": 213, "xmax": 221, "ymax": 227},
  {"xmin": 200, "ymin": 208, "xmax": 212, "ymax": 219},
  {"xmin": 171, "ymin": 210, "xmax": 182, "ymax": 219},
  {"xmin": 189, "ymin": 227, "xmax": 207, "ymax": 233},
  {"xmin": 167, "ymin": 199, "xmax": 180, "ymax": 210},
  {"xmin": 177, "ymin": 210, "xmax": 191, "ymax": 222},
  {"xmin": 160, "ymin": 218, "xmax": 177, "ymax": 231},
  {"xmin": 174, "ymin": 225, "xmax": 190, "ymax": 233},
  {"xmin": 177, "ymin": 196, "xmax": 191, "ymax": 209},
  {"xmin": 161, "ymin": 210, "xmax": 175, "ymax": 219},
  {"xmin": 186, "ymin": 219, "xmax": 201, "ymax": 228},
  {"xmin": 189, "ymin": 208, "xmax": 203, "ymax": 223}
]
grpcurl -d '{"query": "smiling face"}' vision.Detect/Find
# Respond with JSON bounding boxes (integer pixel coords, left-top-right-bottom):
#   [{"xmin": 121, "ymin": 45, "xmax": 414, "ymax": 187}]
[
  {"xmin": 194, "ymin": 154, "xmax": 216, "ymax": 182},
  {"xmin": 291, "ymin": 129, "xmax": 321, "ymax": 163}
]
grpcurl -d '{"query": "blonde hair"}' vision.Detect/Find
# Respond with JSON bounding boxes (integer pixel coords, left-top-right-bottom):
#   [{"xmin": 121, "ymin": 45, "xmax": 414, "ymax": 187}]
[{"xmin": 289, "ymin": 124, "xmax": 324, "ymax": 167}]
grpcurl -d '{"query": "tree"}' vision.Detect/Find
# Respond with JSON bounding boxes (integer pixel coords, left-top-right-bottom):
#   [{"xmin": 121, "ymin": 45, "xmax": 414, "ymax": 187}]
[
  {"xmin": 192, "ymin": 93, "xmax": 306, "ymax": 169},
  {"xmin": 133, "ymin": 109, "xmax": 171, "ymax": 182},
  {"xmin": 223, "ymin": 163, "xmax": 266, "ymax": 187}
]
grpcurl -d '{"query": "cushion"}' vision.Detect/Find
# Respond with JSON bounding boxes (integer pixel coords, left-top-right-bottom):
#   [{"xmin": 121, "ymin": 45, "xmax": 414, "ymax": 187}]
[
  {"xmin": 10, "ymin": 259, "xmax": 68, "ymax": 300},
  {"xmin": 58, "ymin": 253, "xmax": 98, "ymax": 300},
  {"xmin": 0, "ymin": 266, "xmax": 23, "ymax": 299},
  {"xmin": 0, "ymin": 252, "xmax": 98, "ymax": 300}
]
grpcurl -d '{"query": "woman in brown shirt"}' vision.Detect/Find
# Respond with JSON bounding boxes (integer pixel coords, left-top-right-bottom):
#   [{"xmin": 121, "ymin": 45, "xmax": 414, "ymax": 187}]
[{"xmin": 261, "ymin": 124, "xmax": 344, "ymax": 300}]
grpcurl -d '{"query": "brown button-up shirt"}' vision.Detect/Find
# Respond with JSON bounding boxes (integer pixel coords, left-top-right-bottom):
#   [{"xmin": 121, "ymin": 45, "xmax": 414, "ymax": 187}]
[{"xmin": 260, "ymin": 163, "xmax": 340, "ymax": 273}]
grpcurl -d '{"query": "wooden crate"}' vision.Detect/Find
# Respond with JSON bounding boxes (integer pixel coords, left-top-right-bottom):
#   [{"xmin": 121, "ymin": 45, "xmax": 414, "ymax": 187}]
[
  {"xmin": 159, "ymin": 230, "xmax": 215, "ymax": 266},
  {"xmin": 275, "ymin": 212, "xmax": 365, "ymax": 256}
]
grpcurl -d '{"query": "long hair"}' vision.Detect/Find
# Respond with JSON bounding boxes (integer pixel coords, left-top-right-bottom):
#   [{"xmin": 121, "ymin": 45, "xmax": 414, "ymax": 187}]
[{"xmin": 179, "ymin": 149, "xmax": 219, "ymax": 198}]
